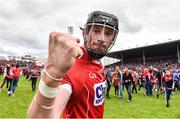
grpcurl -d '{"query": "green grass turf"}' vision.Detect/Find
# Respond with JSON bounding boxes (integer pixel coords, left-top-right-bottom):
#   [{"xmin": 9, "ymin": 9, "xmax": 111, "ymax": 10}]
[
  {"xmin": 104, "ymin": 87, "xmax": 180, "ymax": 118},
  {"xmin": 0, "ymin": 76, "xmax": 180, "ymax": 118}
]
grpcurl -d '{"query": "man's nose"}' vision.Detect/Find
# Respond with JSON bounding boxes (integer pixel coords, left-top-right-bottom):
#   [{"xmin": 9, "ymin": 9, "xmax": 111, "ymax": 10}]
[{"xmin": 97, "ymin": 33, "xmax": 106, "ymax": 42}]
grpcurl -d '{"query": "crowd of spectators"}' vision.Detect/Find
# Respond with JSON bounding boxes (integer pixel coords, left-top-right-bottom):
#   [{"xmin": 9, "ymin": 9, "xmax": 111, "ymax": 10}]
[
  {"xmin": 105, "ymin": 57, "xmax": 180, "ymax": 107},
  {"xmin": 0, "ymin": 59, "xmax": 43, "ymax": 96}
]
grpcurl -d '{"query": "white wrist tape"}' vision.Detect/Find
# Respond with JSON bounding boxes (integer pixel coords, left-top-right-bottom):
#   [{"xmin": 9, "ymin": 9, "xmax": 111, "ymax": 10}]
[
  {"xmin": 34, "ymin": 95, "xmax": 55, "ymax": 110},
  {"xmin": 38, "ymin": 79, "xmax": 59, "ymax": 98}
]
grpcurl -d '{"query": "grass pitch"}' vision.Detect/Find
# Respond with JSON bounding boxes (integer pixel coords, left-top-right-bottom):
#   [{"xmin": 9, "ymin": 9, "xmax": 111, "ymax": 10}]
[{"xmin": 0, "ymin": 76, "xmax": 180, "ymax": 118}]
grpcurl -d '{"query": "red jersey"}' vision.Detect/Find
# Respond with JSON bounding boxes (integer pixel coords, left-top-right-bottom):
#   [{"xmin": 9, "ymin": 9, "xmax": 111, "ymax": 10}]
[
  {"xmin": 25, "ymin": 68, "xmax": 30, "ymax": 75},
  {"xmin": 61, "ymin": 48, "xmax": 106, "ymax": 118},
  {"xmin": 13, "ymin": 68, "xmax": 21, "ymax": 78},
  {"xmin": 165, "ymin": 74, "xmax": 172, "ymax": 81},
  {"xmin": 31, "ymin": 70, "xmax": 39, "ymax": 78},
  {"xmin": 113, "ymin": 74, "xmax": 119, "ymax": 86}
]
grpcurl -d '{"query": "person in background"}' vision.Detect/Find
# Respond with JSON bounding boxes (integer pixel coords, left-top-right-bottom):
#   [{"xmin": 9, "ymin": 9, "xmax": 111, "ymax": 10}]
[
  {"xmin": 105, "ymin": 66, "xmax": 112, "ymax": 99},
  {"xmin": 8, "ymin": 64, "xmax": 21, "ymax": 96},
  {"xmin": 164, "ymin": 70, "xmax": 173, "ymax": 107},
  {"xmin": 144, "ymin": 68, "xmax": 153, "ymax": 96},
  {"xmin": 0, "ymin": 64, "xmax": 13, "ymax": 92},
  {"xmin": 155, "ymin": 68, "xmax": 162, "ymax": 98},
  {"xmin": 178, "ymin": 71, "xmax": 180, "ymax": 93},
  {"xmin": 172, "ymin": 69, "xmax": 179, "ymax": 93},
  {"xmin": 30, "ymin": 67, "xmax": 40, "ymax": 91},
  {"xmin": 7, "ymin": 64, "xmax": 15, "ymax": 95},
  {"xmin": 112, "ymin": 68, "xmax": 119, "ymax": 96},
  {"xmin": 25, "ymin": 67, "xmax": 30, "ymax": 80},
  {"xmin": 0, "ymin": 64, "xmax": 5, "ymax": 80},
  {"xmin": 138, "ymin": 71, "xmax": 145, "ymax": 91},
  {"xmin": 122, "ymin": 67, "xmax": 133, "ymax": 102},
  {"xmin": 116, "ymin": 66, "xmax": 124, "ymax": 99},
  {"xmin": 131, "ymin": 70, "xmax": 138, "ymax": 94}
]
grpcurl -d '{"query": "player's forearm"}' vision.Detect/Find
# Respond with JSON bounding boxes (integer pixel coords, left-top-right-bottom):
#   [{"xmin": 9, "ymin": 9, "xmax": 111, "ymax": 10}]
[
  {"xmin": 27, "ymin": 70, "xmax": 61, "ymax": 118},
  {"xmin": 28, "ymin": 31, "xmax": 81, "ymax": 118},
  {"xmin": 27, "ymin": 90, "xmax": 57, "ymax": 118}
]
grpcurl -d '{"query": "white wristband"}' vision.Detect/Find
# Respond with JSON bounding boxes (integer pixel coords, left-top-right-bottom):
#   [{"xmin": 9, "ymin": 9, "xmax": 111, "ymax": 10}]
[{"xmin": 38, "ymin": 79, "xmax": 59, "ymax": 98}]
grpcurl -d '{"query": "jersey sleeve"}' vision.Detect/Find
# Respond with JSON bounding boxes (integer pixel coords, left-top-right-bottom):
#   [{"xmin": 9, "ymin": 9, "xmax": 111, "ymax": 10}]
[{"xmin": 60, "ymin": 74, "xmax": 72, "ymax": 88}]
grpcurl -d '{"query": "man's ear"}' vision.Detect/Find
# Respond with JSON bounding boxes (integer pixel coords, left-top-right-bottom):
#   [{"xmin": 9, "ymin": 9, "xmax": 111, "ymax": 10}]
[{"xmin": 80, "ymin": 27, "xmax": 86, "ymax": 38}]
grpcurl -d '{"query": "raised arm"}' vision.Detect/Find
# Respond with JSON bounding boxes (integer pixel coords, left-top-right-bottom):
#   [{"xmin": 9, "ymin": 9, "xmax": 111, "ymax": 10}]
[{"xmin": 27, "ymin": 32, "xmax": 82, "ymax": 118}]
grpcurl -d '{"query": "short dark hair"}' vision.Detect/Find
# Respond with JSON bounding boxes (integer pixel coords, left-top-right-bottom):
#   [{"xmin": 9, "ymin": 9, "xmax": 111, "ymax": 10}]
[{"xmin": 16, "ymin": 64, "xmax": 19, "ymax": 68}]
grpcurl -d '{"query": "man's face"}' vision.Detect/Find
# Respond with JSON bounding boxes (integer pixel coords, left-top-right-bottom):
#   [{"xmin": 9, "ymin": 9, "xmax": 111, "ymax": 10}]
[
  {"xmin": 115, "ymin": 66, "xmax": 120, "ymax": 72},
  {"xmin": 85, "ymin": 24, "xmax": 115, "ymax": 53}
]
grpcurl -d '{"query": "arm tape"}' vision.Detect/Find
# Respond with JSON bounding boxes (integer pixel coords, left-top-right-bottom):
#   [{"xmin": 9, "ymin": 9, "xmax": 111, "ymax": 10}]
[
  {"xmin": 38, "ymin": 79, "xmax": 59, "ymax": 98},
  {"xmin": 34, "ymin": 94, "xmax": 55, "ymax": 110}
]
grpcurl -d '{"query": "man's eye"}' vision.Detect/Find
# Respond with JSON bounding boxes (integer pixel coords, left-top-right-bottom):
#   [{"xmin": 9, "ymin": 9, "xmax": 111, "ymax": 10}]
[
  {"xmin": 93, "ymin": 29, "xmax": 101, "ymax": 33},
  {"xmin": 105, "ymin": 31, "xmax": 112, "ymax": 36}
]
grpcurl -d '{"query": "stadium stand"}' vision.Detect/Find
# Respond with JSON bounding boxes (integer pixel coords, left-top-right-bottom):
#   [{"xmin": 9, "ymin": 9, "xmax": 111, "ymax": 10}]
[{"xmin": 107, "ymin": 39, "xmax": 180, "ymax": 65}]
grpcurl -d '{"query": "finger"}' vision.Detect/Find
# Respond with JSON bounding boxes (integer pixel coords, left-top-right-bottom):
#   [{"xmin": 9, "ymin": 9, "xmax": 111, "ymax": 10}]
[
  {"xmin": 49, "ymin": 32, "xmax": 59, "ymax": 48},
  {"xmin": 65, "ymin": 33, "xmax": 81, "ymax": 44},
  {"xmin": 48, "ymin": 33, "xmax": 55, "ymax": 62},
  {"xmin": 48, "ymin": 32, "xmax": 59, "ymax": 57},
  {"xmin": 76, "ymin": 46, "xmax": 83, "ymax": 59},
  {"xmin": 68, "ymin": 38, "xmax": 83, "ymax": 58},
  {"xmin": 67, "ymin": 45, "xmax": 83, "ymax": 59}
]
